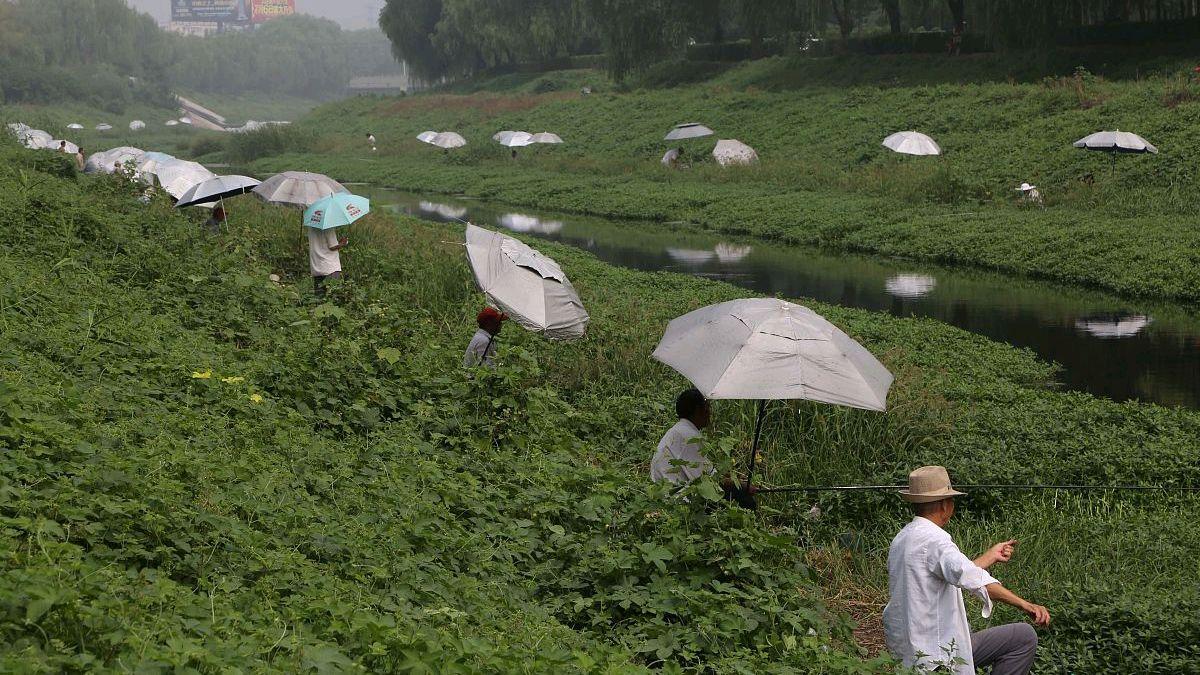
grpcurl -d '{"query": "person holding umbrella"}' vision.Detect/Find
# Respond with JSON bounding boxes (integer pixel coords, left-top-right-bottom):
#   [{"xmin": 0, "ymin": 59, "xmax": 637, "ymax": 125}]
[
  {"xmin": 464, "ymin": 306, "xmax": 507, "ymax": 367},
  {"xmin": 650, "ymin": 388, "xmax": 757, "ymax": 509},
  {"xmin": 883, "ymin": 466, "xmax": 1050, "ymax": 675},
  {"xmin": 302, "ymin": 193, "xmax": 368, "ymax": 298}
]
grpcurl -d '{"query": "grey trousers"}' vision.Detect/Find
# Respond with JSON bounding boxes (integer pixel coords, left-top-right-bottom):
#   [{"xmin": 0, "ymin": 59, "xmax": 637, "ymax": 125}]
[{"xmin": 972, "ymin": 623, "xmax": 1038, "ymax": 675}]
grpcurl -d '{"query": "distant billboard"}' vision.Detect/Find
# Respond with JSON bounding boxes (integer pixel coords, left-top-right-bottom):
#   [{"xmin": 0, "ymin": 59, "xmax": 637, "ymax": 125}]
[
  {"xmin": 171, "ymin": 0, "xmax": 250, "ymax": 23},
  {"xmin": 252, "ymin": 0, "xmax": 296, "ymax": 23}
]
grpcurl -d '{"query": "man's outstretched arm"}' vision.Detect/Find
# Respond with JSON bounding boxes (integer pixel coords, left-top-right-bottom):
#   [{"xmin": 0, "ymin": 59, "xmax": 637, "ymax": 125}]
[{"xmin": 985, "ymin": 582, "xmax": 1051, "ymax": 627}]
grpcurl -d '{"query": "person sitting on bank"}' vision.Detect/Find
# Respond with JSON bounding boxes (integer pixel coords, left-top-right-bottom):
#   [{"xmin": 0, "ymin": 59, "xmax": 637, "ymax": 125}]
[
  {"xmin": 650, "ymin": 388, "xmax": 756, "ymax": 509},
  {"xmin": 661, "ymin": 147, "xmax": 684, "ymax": 169},
  {"xmin": 1016, "ymin": 182, "xmax": 1043, "ymax": 206},
  {"xmin": 464, "ymin": 306, "xmax": 507, "ymax": 367},
  {"xmin": 883, "ymin": 466, "xmax": 1050, "ymax": 675}
]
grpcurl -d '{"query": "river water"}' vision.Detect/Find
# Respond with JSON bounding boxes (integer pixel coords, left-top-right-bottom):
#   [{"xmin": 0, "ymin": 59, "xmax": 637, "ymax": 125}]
[{"xmin": 355, "ymin": 185, "xmax": 1200, "ymax": 409}]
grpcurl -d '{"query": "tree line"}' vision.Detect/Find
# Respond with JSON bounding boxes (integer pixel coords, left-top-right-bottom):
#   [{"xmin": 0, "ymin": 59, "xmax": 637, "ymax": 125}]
[
  {"xmin": 0, "ymin": 0, "xmax": 400, "ymax": 109},
  {"xmin": 381, "ymin": 0, "xmax": 1200, "ymax": 81}
]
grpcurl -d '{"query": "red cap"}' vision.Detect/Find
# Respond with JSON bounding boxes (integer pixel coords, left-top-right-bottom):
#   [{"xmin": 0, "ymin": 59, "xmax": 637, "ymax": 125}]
[{"xmin": 477, "ymin": 306, "xmax": 508, "ymax": 325}]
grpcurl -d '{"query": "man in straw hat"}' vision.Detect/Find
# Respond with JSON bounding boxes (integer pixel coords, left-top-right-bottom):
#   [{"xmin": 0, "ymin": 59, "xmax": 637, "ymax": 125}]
[
  {"xmin": 1016, "ymin": 182, "xmax": 1043, "ymax": 206},
  {"xmin": 883, "ymin": 466, "xmax": 1050, "ymax": 674}
]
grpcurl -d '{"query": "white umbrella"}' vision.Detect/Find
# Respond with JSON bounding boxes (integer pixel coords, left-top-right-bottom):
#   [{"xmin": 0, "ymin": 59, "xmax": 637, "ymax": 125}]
[
  {"xmin": 67, "ymin": 123, "xmax": 84, "ymax": 130},
  {"xmin": 129, "ymin": 120, "xmax": 146, "ymax": 131},
  {"xmin": 712, "ymin": 139, "xmax": 758, "ymax": 167},
  {"xmin": 885, "ymin": 274, "xmax": 937, "ymax": 299},
  {"xmin": 176, "ymin": 175, "xmax": 261, "ymax": 208},
  {"xmin": 883, "ymin": 131, "xmax": 941, "ymax": 156},
  {"xmin": 1073, "ymin": 130, "xmax": 1157, "ymax": 154},
  {"xmin": 7, "ymin": 122, "xmax": 30, "ymax": 135},
  {"xmin": 179, "ymin": 117, "xmax": 193, "ymax": 125},
  {"xmin": 252, "ymin": 171, "xmax": 348, "ymax": 208},
  {"xmin": 417, "ymin": 130, "xmax": 438, "ymax": 144},
  {"xmin": 153, "ymin": 160, "xmax": 216, "ymax": 199},
  {"xmin": 165, "ymin": 120, "xmax": 180, "ymax": 127},
  {"xmin": 665, "ymin": 123, "xmax": 714, "ymax": 141},
  {"xmin": 652, "ymin": 297, "xmax": 893, "ymax": 488},
  {"xmin": 19, "ymin": 129, "xmax": 53, "ymax": 149},
  {"xmin": 95, "ymin": 124, "xmax": 113, "ymax": 132},
  {"xmin": 529, "ymin": 132, "xmax": 563, "ymax": 144},
  {"xmin": 492, "ymin": 130, "xmax": 527, "ymax": 143},
  {"xmin": 431, "ymin": 132, "xmax": 467, "ymax": 149},
  {"xmin": 496, "ymin": 131, "xmax": 533, "ymax": 148},
  {"xmin": 46, "ymin": 140, "xmax": 79, "ymax": 154},
  {"xmin": 464, "ymin": 223, "xmax": 588, "ymax": 340}
]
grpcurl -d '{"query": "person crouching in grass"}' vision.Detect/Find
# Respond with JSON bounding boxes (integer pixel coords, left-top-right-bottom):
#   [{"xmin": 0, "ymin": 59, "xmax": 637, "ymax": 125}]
[
  {"xmin": 883, "ymin": 465, "xmax": 1050, "ymax": 674},
  {"xmin": 464, "ymin": 306, "xmax": 507, "ymax": 367},
  {"xmin": 650, "ymin": 388, "xmax": 756, "ymax": 510}
]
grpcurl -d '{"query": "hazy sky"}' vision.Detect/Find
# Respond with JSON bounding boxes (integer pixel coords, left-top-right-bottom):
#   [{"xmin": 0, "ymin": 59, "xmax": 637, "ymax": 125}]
[{"xmin": 124, "ymin": 0, "xmax": 386, "ymax": 30}]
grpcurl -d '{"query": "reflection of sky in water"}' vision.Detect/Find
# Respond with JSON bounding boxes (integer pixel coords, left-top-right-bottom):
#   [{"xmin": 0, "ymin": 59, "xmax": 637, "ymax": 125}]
[
  {"xmin": 885, "ymin": 274, "xmax": 938, "ymax": 299},
  {"xmin": 498, "ymin": 213, "xmax": 564, "ymax": 234},
  {"xmin": 1075, "ymin": 315, "xmax": 1152, "ymax": 339},
  {"xmin": 356, "ymin": 185, "xmax": 1200, "ymax": 409}
]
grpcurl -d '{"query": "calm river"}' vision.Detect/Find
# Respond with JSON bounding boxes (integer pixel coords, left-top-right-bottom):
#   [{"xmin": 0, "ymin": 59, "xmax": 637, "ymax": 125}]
[{"xmin": 355, "ymin": 185, "xmax": 1200, "ymax": 410}]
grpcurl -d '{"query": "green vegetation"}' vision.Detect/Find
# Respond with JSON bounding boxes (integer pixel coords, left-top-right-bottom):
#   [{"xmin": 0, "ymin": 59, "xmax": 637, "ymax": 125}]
[
  {"xmin": 4, "ymin": 123, "xmax": 1200, "ymax": 671},
  {"xmin": 246, "ymin": 55, "xmax": 1200, "ymax": 303}
]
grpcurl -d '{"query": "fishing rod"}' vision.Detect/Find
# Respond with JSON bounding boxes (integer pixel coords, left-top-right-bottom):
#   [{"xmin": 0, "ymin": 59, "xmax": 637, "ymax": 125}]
[{"xmin": 755, "ymin": 483, "xmax": 1200, "ymax": 494}]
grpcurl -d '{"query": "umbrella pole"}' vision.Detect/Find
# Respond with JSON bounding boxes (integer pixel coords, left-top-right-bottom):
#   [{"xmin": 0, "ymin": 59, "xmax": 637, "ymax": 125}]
[{"xmin": 744, "ymin": 399, "xmax": 767, "ymax": 491}]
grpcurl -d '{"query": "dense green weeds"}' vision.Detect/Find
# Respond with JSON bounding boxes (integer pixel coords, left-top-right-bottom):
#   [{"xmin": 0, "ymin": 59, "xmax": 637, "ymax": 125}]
[
  {"xmin": 2, "ymin": 128, "xmax": 1198, "ymax": 672},
  {"xmin": 248, "ymin": 56, "xmax": 1200, "ymax": 302}
]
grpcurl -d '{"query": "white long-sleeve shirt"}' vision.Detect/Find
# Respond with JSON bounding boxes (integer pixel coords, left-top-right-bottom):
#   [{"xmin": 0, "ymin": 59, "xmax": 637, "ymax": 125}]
[
  {"xmin": 463, "ymin": 329, "xmax": 497, "ymax": 367},
  {"xmin": 883, "ymin": 517, "xmax": 998, "ymax": 673},
  {"xmin": 649, "ymin": 419, "xmax": 713, "ymax": 485}
]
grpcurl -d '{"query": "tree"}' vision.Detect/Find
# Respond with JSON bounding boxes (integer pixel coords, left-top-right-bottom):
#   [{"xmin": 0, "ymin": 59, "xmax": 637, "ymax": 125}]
[
  {"xmin": 882, "ymin": 0, "xmax": 902, "ymax": 33},
  {"xmin": 584, "ymin": 0, "xmax": 690, "ymax": 80}
]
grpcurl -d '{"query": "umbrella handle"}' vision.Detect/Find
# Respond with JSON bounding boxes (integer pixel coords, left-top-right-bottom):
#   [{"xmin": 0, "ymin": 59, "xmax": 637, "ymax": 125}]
[{"xmin": 745, "ymin": 400, "xmax": 767, "ymax": 491}]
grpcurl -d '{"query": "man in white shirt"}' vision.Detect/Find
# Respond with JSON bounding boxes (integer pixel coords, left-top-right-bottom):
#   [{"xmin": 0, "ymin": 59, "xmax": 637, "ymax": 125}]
[
  {"xmin": 307, "ymin": 226, "xmax": 346, "ymax": 297},
  {"xmin": 883, "ymin": 466, "xmax": 1050, "ymax": 675},
  {"xmin": 367, "ymin": 133, "xmax": 376, "ymax": 152},
  {"xmin": 463, "ymin": 306, "xmax": 507, "ymax": 367},
  {"xmin": 650, "ymin": 389, "xmax": 755, "ymax": 509}
]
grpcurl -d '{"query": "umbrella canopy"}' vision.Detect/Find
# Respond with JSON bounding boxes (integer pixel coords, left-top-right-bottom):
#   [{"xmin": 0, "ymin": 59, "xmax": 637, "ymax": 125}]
[
  {"xmin": 882, "ymin": 131, "xmax": 941, "ymax": 156},
  {"xmin": 135, "ymin": 152, "xmax": 177, "ymax": 181},
  {"xmin": 652, "ymin": 298, "xmax": 892, "ymax": 408},
  {"xmin": 67, "ymin": 123, "xmax": 84, "ymax": 130},
  {"xmin": 252, "ymin": 171, "xmax": 348, "ymax": 208},
  {"xmin": 129, "ymin": 120, "xmax": 146, "ymax": 131},
  {"xmin": 431, "ymin": 132, "xmax": 467, "ymax": 149},
  {"xmin": 7, "ymin": 122, "xmax": 30, "ymax": 135},
  {"xmin": 179, "ymin": 117, "xmax": 193, "ymax": 125},
  {"xmin": 46, "ymin": 140, "xmax": 79, "ymax": 154},
  {"xmin": 464, "ymin": 223, "xmax": 589, "ymax": 340},
  {"xmin": 153, "ymin": 160, "xmax": 216, "ymax": 199},
  {"xmin": 304, "ymin": 193, "xmax": 370, "ymax": 230},
  {"xmin": 175, "ymin": 175, "xmax": 261, "ymax": 208},
  {"xmin": 165, "ymin": 120, "xmax": 180, "ymax": 127},
  {"xmin": 1073, "ymin": 130, "xmax": 1158, "ymax": 154},
  {"xmin": 665, "ymin": 123, "xmax": 714, "ymax": 141},
  {"xmin": 417, "ymin": 130, "xmax": 438, "ymax": 144},
  {"xmin": 529, "ymin": 132, "xmax": 563, "ymax": 144},
  {"xmin": 712, "ymin": 139, "xmax": 758, "ymax": 167},
  {"xmin": 496, "ymin": 131, "xmax": 533, "ymax": 148},
  {"xmin": 95, "ymin": 123, "xmax": 113, "ymax": 131},
  {"xmin": 493, "ymin": 130, "xmax": 529, "ymax": 143},
  {"xmin": 18, "ymin": 129, "xmax": 53, "ymax": 149}
]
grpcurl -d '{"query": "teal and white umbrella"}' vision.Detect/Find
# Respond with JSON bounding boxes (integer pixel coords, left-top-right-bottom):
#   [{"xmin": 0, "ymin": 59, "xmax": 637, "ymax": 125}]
[{"xmin": 303, "ymin": 193, "xmax": 370, "ymax": 230}]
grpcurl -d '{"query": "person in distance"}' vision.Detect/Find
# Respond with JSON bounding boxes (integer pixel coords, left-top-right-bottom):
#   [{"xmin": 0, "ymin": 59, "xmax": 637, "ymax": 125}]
[{"xmin": 883, "ymin": 465, "xmax": 1050, "ymax": 675}]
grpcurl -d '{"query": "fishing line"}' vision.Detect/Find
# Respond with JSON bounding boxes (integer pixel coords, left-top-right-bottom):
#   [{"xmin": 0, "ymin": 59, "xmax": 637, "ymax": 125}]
[{"xmin": 756, "ymin": 483, "xmax": 1200, "ymax": 494}]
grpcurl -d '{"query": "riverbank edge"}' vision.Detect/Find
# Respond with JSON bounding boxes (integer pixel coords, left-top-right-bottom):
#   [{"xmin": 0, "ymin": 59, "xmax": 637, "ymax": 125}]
[{"xmin": 248, "ymin": 153, "xmax": 1200, "ymax": 307}]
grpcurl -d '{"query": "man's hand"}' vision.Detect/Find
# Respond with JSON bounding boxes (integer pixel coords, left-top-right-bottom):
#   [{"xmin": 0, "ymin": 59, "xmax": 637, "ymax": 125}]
[
  {"xmin": 337, "ymin": 236, "xmax": 349, "ymax": 247},
  {"xmin": 976, "ymin": 539, "xmax": 1017, "ymax": 569},
  {"xmin": 1022, "ymin": 601, "xmax": 1051, "ymax": 627}
]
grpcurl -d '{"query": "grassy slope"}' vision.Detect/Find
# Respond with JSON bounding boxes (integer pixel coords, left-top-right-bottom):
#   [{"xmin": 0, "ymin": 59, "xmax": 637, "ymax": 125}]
[
  {"xmin": 249, "ymin": 54, "xmax": 1200, "ymax": 303},
  {"xmin": 1, "ymin": 138, "xmax": 1198, "ymax": 671}
]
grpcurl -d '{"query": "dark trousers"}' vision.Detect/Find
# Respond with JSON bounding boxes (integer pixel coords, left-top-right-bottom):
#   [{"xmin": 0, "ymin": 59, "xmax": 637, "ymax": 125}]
[
  {"xmin": 972, "ymin": 623, "xmax": 1038, "ymax": 675},
  {"xmin": 313, "ymin": 271, "xmax": 341, "ymax": 297}
]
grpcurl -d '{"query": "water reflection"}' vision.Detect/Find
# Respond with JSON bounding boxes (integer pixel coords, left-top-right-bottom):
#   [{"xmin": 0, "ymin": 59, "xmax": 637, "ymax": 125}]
[
  {"xmin": 498, "ymin": 213, "xmax": 564, "ymax": 234},
  {"xmin": 885, "ymin": 274, "xmax": 938, "ymax": 299},
  {"xmin": 1075, "ymin": 315, "xmax": 1153, "ymax": 339},
  {"xmin": 357, "ymin": 186, "xmax": 1200, "ymax": 409},
  {"xmin": 419, "ymin": 200, "xmax": 468, "ymax": 220}
]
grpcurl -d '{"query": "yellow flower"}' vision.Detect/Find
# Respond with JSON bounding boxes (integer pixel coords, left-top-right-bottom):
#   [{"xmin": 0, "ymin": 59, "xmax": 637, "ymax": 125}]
[
  {"xmin": 249, "ymin": 393, "xmax": 264, "ymax": 404},
  {"xmin": 221, "ymin": 376, "xmax": 245, "ymax": 384},
  {"xmin": 191, "ymin": 370, "xmax": 212, "ymax": 379}
]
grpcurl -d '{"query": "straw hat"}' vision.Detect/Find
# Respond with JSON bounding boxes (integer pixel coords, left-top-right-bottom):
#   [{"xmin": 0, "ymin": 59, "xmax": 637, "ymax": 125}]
[
  {"xmin": 900, "ymin": 465, "xmax": 966, "ymax": 503},
  {"xmin": 1017, "ymin": 182, "xmax": 1037, "ymax": 191}
]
